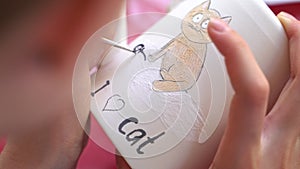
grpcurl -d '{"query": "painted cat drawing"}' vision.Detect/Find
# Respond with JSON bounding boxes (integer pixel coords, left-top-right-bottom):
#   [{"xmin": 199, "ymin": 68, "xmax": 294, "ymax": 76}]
[{"xmin": 148, "ymin": 0, "xmax": 231, "ymax": 92}]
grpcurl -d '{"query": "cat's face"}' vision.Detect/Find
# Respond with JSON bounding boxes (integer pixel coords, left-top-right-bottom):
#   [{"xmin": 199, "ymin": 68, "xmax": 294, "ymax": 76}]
[{"xmin": 182, "ymin": 0, "xmax": 231, "ymax": 44}]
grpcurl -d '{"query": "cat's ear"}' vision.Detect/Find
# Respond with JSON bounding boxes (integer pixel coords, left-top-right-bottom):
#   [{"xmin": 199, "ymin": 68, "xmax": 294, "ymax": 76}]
[
  {"xmin": 200, "ymin": 0, "xmax": 211, "ymax": 10},
  {"xmin": 221, "ymin": 16, "xmax": 232, "ymax": 24}
]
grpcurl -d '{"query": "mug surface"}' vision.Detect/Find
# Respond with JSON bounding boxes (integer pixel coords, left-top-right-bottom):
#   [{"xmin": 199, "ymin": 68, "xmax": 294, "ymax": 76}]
[{"xmin": 86, "ymin": 0, "xmax": 289, "ymax": 168}]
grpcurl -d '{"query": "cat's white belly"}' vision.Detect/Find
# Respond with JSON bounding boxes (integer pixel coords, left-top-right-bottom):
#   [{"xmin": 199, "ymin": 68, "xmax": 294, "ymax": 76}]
[{"xmin": 128, "ymin": 68, "xmax": 206, "ymax": 142}]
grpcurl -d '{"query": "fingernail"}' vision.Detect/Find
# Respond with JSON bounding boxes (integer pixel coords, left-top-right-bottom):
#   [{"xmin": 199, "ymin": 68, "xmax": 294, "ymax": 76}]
[
  {"xmin": 278, "ymin": 12, "xmax": 297, "ymax": 23},
  {"xmin": 209, "ymin": 18, "xmax": 228, "ymax": 32}
]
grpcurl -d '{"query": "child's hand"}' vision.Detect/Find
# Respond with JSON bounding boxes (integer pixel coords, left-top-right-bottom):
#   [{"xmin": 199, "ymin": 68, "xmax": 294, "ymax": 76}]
[
  {"xmin": 115, "ymin": 12, "xmax": 300, "ymax": 169},
  {"xmin": 207, "ymin": 12, "xmax": 300, "ymax": 169}
]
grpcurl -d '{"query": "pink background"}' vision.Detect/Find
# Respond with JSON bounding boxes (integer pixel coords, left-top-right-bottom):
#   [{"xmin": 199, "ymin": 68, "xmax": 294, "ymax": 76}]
[{"xmin": 1, "ymin": 1, "xmax": 299, "ymax": 169}]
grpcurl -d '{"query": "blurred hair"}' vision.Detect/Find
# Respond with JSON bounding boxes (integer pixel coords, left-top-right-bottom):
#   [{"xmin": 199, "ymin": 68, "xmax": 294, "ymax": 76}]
[{"xmin": 0, "ymin": 1, "xmax": 51, "ymax": 31}]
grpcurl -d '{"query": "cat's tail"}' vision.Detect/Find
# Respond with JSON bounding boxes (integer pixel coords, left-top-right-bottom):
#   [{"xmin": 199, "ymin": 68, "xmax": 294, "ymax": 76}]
[{"xmin": 152, "ymin": 80, "xmax": 193, "ymax": 92}]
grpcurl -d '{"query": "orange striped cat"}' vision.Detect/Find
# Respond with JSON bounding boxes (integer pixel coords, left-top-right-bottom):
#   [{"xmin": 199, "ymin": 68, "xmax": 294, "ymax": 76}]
[{"xmin": 149, "ymin": 0, "xmax": 231, "ymax": 92}]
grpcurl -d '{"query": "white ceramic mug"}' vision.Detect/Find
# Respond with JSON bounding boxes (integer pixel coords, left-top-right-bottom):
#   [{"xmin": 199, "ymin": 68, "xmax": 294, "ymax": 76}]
[{"xmin": 73, "ymin": 0, "xmax": 289, "ymax": 168}]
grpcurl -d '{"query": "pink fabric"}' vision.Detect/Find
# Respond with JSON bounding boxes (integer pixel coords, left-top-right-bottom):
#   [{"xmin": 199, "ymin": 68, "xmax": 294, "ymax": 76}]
[
  {"xmin": 126, "ymin": 0, "xmax": 171, "ymax": 43},
  {"xmin": 269, "ymin": 3, "xmax": 300, "ymax": 19},
  {"xmin": 127, "ymin": 0, "xmax": 171, "ymax": 14}
]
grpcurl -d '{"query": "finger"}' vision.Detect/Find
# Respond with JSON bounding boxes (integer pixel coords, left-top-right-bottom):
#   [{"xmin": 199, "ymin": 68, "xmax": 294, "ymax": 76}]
[
  {"xmin": 208, "ymin": 18, "xmax": 269, "ymax": 167},
  {"xmin": 208, "ymin": 18, "xmax": 269, "ymax": 141},
  {"xmin": 115, "ymin": 150, "xmax": 131, "ymax": 169},
  {"xmin": 265, "ymin": 13, "xmax": 300, "ymax": 136},
  {"xmin": 116, "ymin": 156, "xmax": 131, "ymax": 169},
  {"xmin": 277, "ymin": 12, "xmax": 300, "ymax": 78},
  {"xmin": 266, "ymin": 79, "xmax": 300, "ymax": 136}
]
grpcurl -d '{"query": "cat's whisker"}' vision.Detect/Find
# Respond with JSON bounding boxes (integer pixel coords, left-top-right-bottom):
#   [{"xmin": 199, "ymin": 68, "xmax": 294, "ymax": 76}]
[{"xmin": 102, "ymin": 37, "xmax": 133, "ymax": 53}]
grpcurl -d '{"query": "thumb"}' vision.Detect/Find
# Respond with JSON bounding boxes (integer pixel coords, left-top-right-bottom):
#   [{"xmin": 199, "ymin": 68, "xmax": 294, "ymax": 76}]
[{"xmin": 277, "ymin": 12, "xmax": 300, "ymax": 78}]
